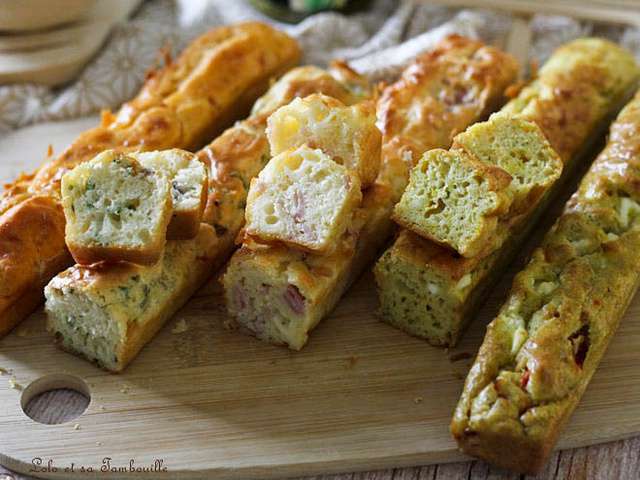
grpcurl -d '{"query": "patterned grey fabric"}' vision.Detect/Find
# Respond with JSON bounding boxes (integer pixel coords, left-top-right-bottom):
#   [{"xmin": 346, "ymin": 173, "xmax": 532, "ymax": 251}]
[{"xmin": 0, "ymin": 0, "xmax": 639, "ymax": 134}]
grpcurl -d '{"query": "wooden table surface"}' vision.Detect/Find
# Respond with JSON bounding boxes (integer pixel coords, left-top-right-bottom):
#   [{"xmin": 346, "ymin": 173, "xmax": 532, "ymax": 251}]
[
  {"xmin": 1, "ymin": 387, "xmax": 639, "ymax": 480},
  {"xmin": 1, "ymin": 120, "xmax": 639, "ymax": 480}
]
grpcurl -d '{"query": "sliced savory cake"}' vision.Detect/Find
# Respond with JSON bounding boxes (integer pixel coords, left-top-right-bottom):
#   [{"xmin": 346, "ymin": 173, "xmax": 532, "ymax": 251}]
[
  {"xmin": 266, "ymin": 93, "xmax": 381, "ymax": 187},
  {"xmin": 136, "ymin": 149, "xmax": 208, "ymax": 240},
  {"xmin": 453, "ymin": 114, "xmax": 563, "ymax": 216},
  {"xmin": 61, "ymin": 150, "xmax": 172, "ymax": 266},
  {"xmin": 374, "ymin": 37, "xmax": 640, "ymax": 347},
  {"xmin": 45, "ymin": 224, "xmax": 218, "ymax": 372},
  {"xmin": 44, "ymin": 61, "xmax": 374, "ymax": 371},
  {"xmin": 393, "ymin": 115, "xmax": 563, "ymax": 258},
  {"xmin": 244, "ymin": 145, "xmax": 362, "ymax": 253},
  {"xmin": 452, "ymin": 89, "xmax": 640, "ymax": 474},
  {"xmin": 392, "ymin": 148, "xmax": 514, "ymax": 258}
]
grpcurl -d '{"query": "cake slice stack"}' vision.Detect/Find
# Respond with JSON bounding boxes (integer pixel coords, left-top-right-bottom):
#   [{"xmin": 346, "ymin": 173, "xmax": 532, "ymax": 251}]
[
  {"xmin": 392, "ymin": 114, "xmax": 563, "ymax": 259},
  {"xmin": 374, "ymin": 38, "xmax": 640, "ymax": 347},
  {"xmin": 44, "ymin": 61, "xmax": 372, "ymax": 372},
  {"xmin": 223, "ymin": 93, "xmax": 381, "ymax": 349},
  {"xmin": 60, "ymin": 149, "xmax": 208, "ymax": 267}
]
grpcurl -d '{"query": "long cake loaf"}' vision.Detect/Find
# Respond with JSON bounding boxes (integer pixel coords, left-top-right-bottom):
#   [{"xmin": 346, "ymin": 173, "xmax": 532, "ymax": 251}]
[
  {"xmin": 374, "ymin": 38, "xmax": 640, "ymax": 346},
  {"xmin": 222, "ymin": 36, "xmax": 519, "ymax": 350},
  {"xmin": 44, "ymin": 63, "xmax": 371, "ymax": 372},
  {"xmin": 451, "ymin": 88, "xmax": 640, "ymax": 474},
  {"xmin": 0, "ymin": 22, "xmax": 301, "ymax": 337}
]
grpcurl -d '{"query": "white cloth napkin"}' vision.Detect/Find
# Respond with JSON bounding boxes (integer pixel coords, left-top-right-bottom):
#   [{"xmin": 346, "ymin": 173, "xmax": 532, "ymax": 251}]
[{"xmin": 1, "ymin": 0, "xmax": 639, "ymax": 134}]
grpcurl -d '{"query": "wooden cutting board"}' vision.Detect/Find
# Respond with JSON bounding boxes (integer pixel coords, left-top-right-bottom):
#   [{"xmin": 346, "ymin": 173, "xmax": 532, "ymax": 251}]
[{"xmin": 0, "ymin": 120, "xmax": 639, "ymax": 480}]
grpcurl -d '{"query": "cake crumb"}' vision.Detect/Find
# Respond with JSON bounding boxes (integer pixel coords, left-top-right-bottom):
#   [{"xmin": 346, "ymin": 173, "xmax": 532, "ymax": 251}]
[
  {"xmin": 73, "ymin": 423, "xmax": 81, "ymax": 431},
  {"xmin": 413, "ymin": 396, "xmax": 424, "ymax": 404},
  {"xmin": 99, "ymin": 405, "xmax": 107, "ymax": 411},
  {"xmin": 8, "ymin": 377, "xmax": 23, "ymax": 391},
  {"xmin": 449, "ymin": 351, "xmax": 473, "ymax": 363},
  {"xmin": 96, "ymin": 441, "xmax": 102, "ymax": 446},
  {"xmin": 16, "ymin": 326, "xmax": 30, "ymax": 337},
  {"xmin": 119, "ymin": 385, "xmax": 130, "ymax": 394},
  {"xmin": 0, "ymin": 367, "xmax": 9, "ymax": 375},
  {"xmin": 347, "ymin": 356, "xmax": 358, "ymax": 369},
  {"xmin": 171, "ymin": 319, "xmax": 189, "ymax": 334}
]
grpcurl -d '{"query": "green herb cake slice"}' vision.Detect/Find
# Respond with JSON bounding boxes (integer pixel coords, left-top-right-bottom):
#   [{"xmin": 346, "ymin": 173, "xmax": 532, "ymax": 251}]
[
  {"xmin": 245, "ymin": 145, "xmax": 362, "ymax": 253},
  {"xmin": 61, "ymin": 150, "xmax": 173, "ymax": 266},
  {"xmin": 452, "ymin": 88, "xmax": 640, "ymax": 475},
  {"xmin": 374, "ymin": 37, "xmax": 640, "ymax": 347},
  {"xmin": 392, "ymin": 148, "xmax": 513, "ymax": 258},
  {"xmin": 393, "ymin": 115, "xmax": 563, "ymax": 258},
  {"xmin": 45, "ymin": 224, "xmax": 218, "ymax": 372},
  {"xmin": 454, "ymin": 115, "xmax": 563, "ymax": 216}
]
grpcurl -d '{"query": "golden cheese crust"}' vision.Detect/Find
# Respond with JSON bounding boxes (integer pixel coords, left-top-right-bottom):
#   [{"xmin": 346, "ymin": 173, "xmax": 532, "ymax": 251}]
[
  {"xmin": 377, "ymin": 34, "xmax": 519, "ymax": 199},
  {"xmin": 0, "ymin": 196, "xmax": 72, "ymax": 336},
  {"xmin": 451, "ymin": 89, "xmax": 640, "ymax": 475},
  {"xmin": 374, "ymin": 37, "xmax": 640, "ymax": 347},
  {"xmin": 45, "ymin": 63, "xmax": 372, "ymax": 371},
  {"xmin": 1, "ymin": 22, "xmax": 300, "ymax": 337},
  {"xmin": 28, "ymin": 23, "xmax": 300, "ymax": 198},
  {"xmin": 266, "ymin": 93, "xmax": 381, "ymax": 187}
]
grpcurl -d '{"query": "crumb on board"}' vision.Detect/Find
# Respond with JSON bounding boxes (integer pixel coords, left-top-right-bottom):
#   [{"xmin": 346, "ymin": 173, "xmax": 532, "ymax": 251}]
[
  {"xmin": 96, "ymin": 441, "xmax": 102, "ymax": 446},
  {"xmin": 413, "ymin": 396, "xmax": 424, "ymax": 404},
  {"xmin": 448, "ymin": 351, "xmax": 473, "ymax": 363},
  {"xmin": 119, "ymin": 385, "xmax": 130, "ymax": 394},
  {"xmin": 171, "ymin": 318, "xmax": 189, "ymax": 334},
  {"xmin": 0, "ymin": 367, "xmax": 9, "ymax": 375},
  {"xmin": 99, "ymin": 405, "xmax": 107, "ymax": 411},
  {"xmin": 16, "ymin": 326, "xmax": 30, "ymax": 337},
  {"xmin": 73, "ymin": 423, "xmax": 81, "ymax": 431},
  {"xmin": 8, "ymin": 377, "xmax": 23, "ymax": 391}
]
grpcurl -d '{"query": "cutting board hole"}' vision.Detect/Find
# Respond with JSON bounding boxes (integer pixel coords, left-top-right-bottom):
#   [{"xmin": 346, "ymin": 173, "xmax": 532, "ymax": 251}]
[{"xmin": 20, "ymin": 374, "xmax": 90, "ymax": 425}]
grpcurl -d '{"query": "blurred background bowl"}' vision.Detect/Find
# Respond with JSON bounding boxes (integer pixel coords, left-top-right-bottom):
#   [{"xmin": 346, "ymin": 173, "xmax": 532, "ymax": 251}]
[{"xmin": 0, "ymin": 0, "xmax": 97, "ymax": 32}]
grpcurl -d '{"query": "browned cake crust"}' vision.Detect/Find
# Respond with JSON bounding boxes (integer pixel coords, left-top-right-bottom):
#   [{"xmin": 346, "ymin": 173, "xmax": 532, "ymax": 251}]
[
  {"xmin": 0, "ymin": 196, "xmax": 71, "ymax": 336},
  {"xmin": 165, "ymin": 208, "xmax": 204, "ymax": 240},
  {"xmin": 451, "ymin": 90, "xmax": 640, "ymax": 474},
  {"xmin": 377, "ymin": 34, "xmax": 519, "ymax": 200},
  {"xmin": 0, "ymin": 22, "xmax": 300, "ymax": 336},
  {"xmin": 67, "ymin": 243, "xmax": 166, "ymax": 267}
]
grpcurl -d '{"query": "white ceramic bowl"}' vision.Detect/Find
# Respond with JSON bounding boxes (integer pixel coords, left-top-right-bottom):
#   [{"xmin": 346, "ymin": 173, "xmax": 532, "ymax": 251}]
[{"xmin": 0, "ymin": 0, "xmax": 97, "ymax": 32}]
